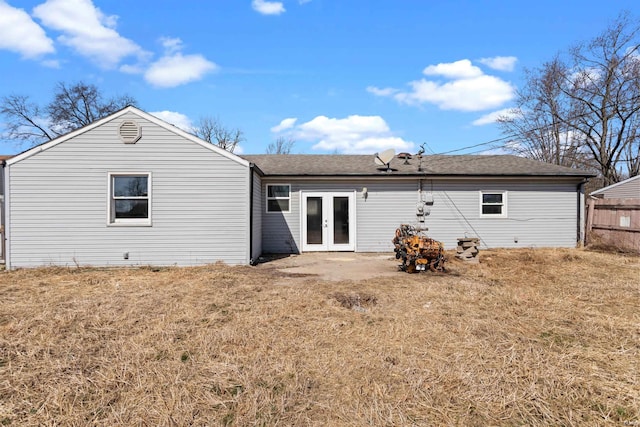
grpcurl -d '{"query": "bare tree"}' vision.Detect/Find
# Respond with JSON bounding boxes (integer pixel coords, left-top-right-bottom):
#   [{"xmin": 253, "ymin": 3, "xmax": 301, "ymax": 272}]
[
  {"xmin": 499, "ymin": 13, "xmax": 640, "ymax": 185},
  {"xmin": 0, "ymin": 94, "xmax": 55, "ymax": 145},
  {"xmin": 499, "ymin": 58, "xmax": 590, "ymax": 169},
  {"xmin": 47, "ymin": 82, "xmax": 136, "ymax": 135},
  {"xmin": 192, "ymin": 116, "xmax": 244, "ymax": 153},
  {"xmin": 1, "ymin": 81, "xmax": 136, "ymax": 147},
  {"xmin": 564, "ymin": 13, "xmax": 640, "ymax": 185},
  {"xmin": 625, "ymin": 130, "xmax": 640, "ymax": 177},
  {"xmin": 266, "ymin": 136, "xmax": 295, "ymax": 154}
]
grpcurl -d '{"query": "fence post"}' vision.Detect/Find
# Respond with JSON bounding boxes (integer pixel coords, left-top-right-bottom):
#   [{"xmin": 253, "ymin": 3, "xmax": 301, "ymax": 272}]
[{"xmin": 585, "ymin": 198, "xmax": 595, "ymax": 246}]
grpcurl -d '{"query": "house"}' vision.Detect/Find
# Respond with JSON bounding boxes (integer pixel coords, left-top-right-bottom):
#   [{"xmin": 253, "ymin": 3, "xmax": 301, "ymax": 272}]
[
  {"xmin": 589, "ymin": 175, "xmax": 640, "ymax": 199},
  {"xmin": 245, "ymin": 154, "xmax": 595, "ymax": 254},
  {"xmin": 2, "ymin": 106, "xmax": 596, "ymax": 269},
  {"xmin": 3, "ymin": 107, "xmax": 261, "ymax": 269}
]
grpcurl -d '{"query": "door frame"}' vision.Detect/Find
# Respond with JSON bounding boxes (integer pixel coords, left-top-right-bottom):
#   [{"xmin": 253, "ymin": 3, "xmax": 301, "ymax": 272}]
[{"xmin": 300, "ymin": 191, "xmax": 356, "ymax": 252}]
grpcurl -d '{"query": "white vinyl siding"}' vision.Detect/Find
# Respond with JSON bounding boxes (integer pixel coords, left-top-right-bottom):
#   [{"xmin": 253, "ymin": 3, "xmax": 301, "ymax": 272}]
[
  {"xmin": 260, "ymin": 178, "xmax": 581, "ymax": 253},
  {"xmin": 7, "ymin": 111, "xmax": 250, "ymax": 268},
  {"xmin": 261, "ymin": 180, "xmax": 418, "ymax": 254},
  {"xmin": 425, "ymin": 181, "xmax": 577, "ymax": 249}
]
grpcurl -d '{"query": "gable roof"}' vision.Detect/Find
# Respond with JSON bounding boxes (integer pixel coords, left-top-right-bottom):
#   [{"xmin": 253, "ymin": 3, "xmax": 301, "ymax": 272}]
[
  {"xmin": 5, "ymin": 106, "xmax": 249, "ymax": 167},
  {"xmin": 590, "ymin": 175, "xmax": 640, "ymax": 195},
  {"xmin": 243, "ymin": 154, "xmax": 596, "ymax": 178}
]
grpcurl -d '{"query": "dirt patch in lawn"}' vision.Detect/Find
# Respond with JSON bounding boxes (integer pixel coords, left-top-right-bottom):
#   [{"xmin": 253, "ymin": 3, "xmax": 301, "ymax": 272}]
[
  {"xmin": 255, "ymin": 252, "xmax": 402, "ymax": 284},
  {"xmin": 0, "ymin": 248, "xmax": 638, "ymax": 426}
]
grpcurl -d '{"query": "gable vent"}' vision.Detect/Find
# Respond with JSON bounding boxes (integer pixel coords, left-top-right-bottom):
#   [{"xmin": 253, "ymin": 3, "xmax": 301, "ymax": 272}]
[{"xmin": 119, "ymin": 121, "xmax": 141, "ymax": 144}]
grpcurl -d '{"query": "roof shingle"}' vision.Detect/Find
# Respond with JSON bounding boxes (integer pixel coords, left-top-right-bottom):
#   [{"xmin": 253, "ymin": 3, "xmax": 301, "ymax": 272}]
[{"xmin": 242, "ymin": 154, "xmax": 596, "ymax": 178}]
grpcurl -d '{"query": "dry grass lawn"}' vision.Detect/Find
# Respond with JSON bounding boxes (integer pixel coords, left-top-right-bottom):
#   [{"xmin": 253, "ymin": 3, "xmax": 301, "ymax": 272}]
[{"xmin": 0, "ymin": 248, "xmax": 638, "ymax": 426}]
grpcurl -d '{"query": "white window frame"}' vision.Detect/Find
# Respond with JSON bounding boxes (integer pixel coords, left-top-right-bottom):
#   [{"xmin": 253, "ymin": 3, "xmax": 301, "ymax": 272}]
[
  {"xmin": 266, "ymin": 183, "xmax": 291, "ymax": 213},
  {"xmin": 108, "ymin": 172, "xmax": 152, "ymax": 226},
  {"xmin": 479, "ymin": 190, "xmax": 507, "ymax": 218}
]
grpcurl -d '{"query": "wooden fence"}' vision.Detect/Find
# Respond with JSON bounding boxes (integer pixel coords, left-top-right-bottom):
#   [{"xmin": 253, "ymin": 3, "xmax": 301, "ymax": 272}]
[{"xmin": 585, "ymin": 198, "xmax": 640, "ymax": 252}]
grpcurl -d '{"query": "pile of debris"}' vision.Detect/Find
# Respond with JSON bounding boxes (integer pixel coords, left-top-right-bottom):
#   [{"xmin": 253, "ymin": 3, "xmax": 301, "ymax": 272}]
[
  {"xmin": 392, "ymin": 224, "xmax": 446, "ymax": 273},
  {"xmin": 455, "ymin": 237, "xmax": 480, "ymax": 263}
]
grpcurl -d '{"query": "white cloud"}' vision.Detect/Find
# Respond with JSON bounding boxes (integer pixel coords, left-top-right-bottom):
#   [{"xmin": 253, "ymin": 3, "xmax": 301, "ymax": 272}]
[
  {"xmin": 366, "ymin": 86, "xmax": 398, "ymax": 97},
  {"xmin": 472, "ymin": 108, "xmax": 520, "ymax": 126},
  {"xmin": 145, "ymin": 43, "xmax": 218, "ymax": 88},
  {"xmin": 159, "ymin": 37, "xmax": 183, "ymax": 54},
  {"xmin": 33, "ymin": 0, "xmax": 144, "ymax": 68},
  {"xmin": 423, "ymin": 59, "xmax": 483, "ymax": 79},
  {"xmin": 570, "ymin": 67, "xmax": 601, "ymax": 87},
  {"xmin": 252, "ymin": 0, "xmax": 285, "ymax": 15},
  {"xmin": 313, "ymin": 135, "xmax": 411, "ymax": 154},
  {"xmin": 3, "ymin": 0, "xmax": 217, "ymax": 87},
  {"xmin": 300, "ymin": 115, "xmax": 389, "ymax": 136},
  {"xmin": 369, "ymin": 59, "xmax": 515, "ymax": 112},
  {"xmin": 396, "ymin": 75, "xmax": 514, "ymax": 111},
  {"xmin": 149, "ymin": 110, "xmax": 193, "ymax": 131},
  {"xmin": 0, "ymin": 1, "xmax": 55, "ymax": 58},
  {"xmin": 144, "ymin": 37, "xmax": 217, "ymax": 88},
  {"xmin": 271, "ymin": 118, "xmax": 297, "ymax": 133},
  {"xmin": 280, "ymin": 115, "xmax": 413, "ymax": 154},
  {"xmin": 479, "ymin": 56, "xmax": 518, "ymax": 72}
]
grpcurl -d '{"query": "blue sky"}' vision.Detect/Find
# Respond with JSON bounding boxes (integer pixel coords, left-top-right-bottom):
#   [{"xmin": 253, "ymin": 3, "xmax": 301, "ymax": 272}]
[{"xmin": 0, "ymin": 0, "xmax": 638, "ymax": 156}]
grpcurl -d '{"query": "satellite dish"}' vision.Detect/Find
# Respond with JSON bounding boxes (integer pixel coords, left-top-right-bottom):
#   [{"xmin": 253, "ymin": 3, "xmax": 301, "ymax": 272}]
[{"xmin": 374, "ymin": 148, "xmax": 395, "ymax": 166}]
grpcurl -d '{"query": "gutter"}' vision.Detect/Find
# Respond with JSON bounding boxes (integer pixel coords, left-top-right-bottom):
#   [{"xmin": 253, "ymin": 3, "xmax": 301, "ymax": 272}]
[
  {"xmin": 1, "ymin": 159, "xmax": 7, "ymax": 268},
  {"xmin": 0, "ymin": 161, "xmax": 3, "ymax": 264},
  {"xmin": 256, "ymin": 174, "xmax": 594, "ymax": 181}
]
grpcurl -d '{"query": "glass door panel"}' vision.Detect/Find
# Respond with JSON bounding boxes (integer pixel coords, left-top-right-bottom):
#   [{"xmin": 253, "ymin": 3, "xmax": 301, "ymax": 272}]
[
  {"xmin": 306, "ymin": 197, "xmax": 323, "ymax": 245},
  {"xmin": 333, "ymin": 196, "xmax": 350, "ymax": 244}
]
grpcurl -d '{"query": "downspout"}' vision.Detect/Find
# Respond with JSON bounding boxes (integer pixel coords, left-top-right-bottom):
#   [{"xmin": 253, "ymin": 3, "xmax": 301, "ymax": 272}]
[
  {"xmin": 2, "ymin": 160, "xmax": 8, "ymax": 270},
  {"xmin": 248, "ymin": 163, "xmax": 255, "ymax": 265}
]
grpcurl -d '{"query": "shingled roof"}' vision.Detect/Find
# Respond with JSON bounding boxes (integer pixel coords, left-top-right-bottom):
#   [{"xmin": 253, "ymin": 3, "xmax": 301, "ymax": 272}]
[{"xmin": 243, "ymin": 154, "xmax": 596, "ymax": 178}]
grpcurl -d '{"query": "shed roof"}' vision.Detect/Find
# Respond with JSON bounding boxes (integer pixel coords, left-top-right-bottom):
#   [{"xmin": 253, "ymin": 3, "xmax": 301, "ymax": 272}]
[
  {"xmin": 243, "ymin": 154, "xmax": 596, "ymax": 178},
  {"xmin": 590, "ymin": 175, "xmax": 640, "ymax": 196}
]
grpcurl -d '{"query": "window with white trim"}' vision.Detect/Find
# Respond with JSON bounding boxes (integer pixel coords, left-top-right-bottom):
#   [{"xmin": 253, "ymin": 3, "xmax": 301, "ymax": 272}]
[
  {"xmin": 266, "ymin": 184, "xmax": 290, "ymax": 213},
  {"xmin": 480, "ymin": 191, "xmax": 506, "ymax": 217},
  {"xmin": 109, "ymin": 173, "xmax": 151, "ymax": 225}
]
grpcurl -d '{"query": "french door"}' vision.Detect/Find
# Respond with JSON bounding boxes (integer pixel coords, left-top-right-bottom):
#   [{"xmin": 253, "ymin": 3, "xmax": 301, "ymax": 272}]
[{"xmin": 301, "ymin": 192, "xmax": 355, "ymax": 251}]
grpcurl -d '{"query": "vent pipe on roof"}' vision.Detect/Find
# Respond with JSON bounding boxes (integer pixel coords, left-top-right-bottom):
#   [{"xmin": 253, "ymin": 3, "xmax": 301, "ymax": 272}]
[{"xmin": 416, "ymin": 144, "xmax": 425, "ymax": 172}]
